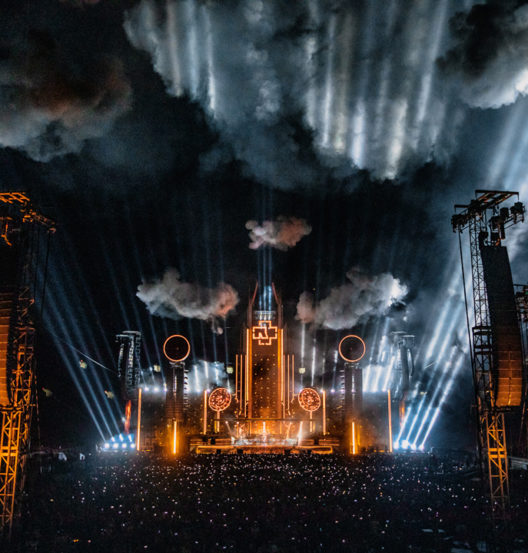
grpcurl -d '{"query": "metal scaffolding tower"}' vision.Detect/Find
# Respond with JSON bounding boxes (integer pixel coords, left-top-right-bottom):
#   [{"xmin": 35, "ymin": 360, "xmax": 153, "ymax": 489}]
[
  {"xmin": 452, "ymin": 190, "xmax": 525, "ymax": 523},
  {"xmin": 116, "ymin": 331, "xmax": 142, "ymax": 401},
  {"xmin": 0, "ymin": 193, "xmax": 54, "ymax": 537}
]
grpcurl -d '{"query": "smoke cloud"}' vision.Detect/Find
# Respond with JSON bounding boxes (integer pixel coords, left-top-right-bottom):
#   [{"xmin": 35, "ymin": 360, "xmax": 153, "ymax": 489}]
[
  {"xmin": 137, "ymin": 268, "xmax": 239, "ymax": 327},
  {"xmin": 246, "ymin": 217, "xmax": 311, "ymax": 250},
  {"xmin": 440, "ymin": 3, "xmax": 528, "ymax": 109},
  {"xmin": 124, "ymin": 0, "xmax": 464, "ymax": 184},
  {"xmin": 296, "ymin": 268, "xmax": 408, "ymax": 329},
  {"xmin": 0, "ymin": 30, "xmax": 131, "ymax": 161}
]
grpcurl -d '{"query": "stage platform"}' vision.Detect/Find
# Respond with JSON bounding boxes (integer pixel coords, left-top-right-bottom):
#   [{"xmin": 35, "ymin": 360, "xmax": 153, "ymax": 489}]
[{"xmin": 190, "ymin": 437, "xmax": 339, "ymax": 455}]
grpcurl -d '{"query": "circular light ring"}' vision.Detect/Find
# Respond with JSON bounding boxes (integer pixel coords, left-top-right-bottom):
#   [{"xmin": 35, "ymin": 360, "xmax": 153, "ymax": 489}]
[
  {"xmin": 338, "ymin": 335, "xmax": 366, "ymax": 363},
  {"xmin": 208, "ymin": 387, "xmax": 232, "ymax": 412},
  {"xmin": 163, "ymin": 335, "xmax": 191, "ymax": 363},
  {"xmin": 298, "ymin": 387, "xmax": 321, "ymax": 412}
]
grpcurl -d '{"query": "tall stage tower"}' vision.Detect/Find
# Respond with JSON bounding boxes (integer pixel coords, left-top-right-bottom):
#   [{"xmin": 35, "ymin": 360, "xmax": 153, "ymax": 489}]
[{"xmin": 235, "ymin": 283, "xmax": 294, "ymax": 436}]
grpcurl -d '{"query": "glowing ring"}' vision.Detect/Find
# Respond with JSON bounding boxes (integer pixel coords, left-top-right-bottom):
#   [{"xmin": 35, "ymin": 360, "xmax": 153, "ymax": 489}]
[
  {"xmin": 163, "ymin": 335, "xmax": 191, "ymax": 363},
  {"xmin": 208, "ymin": 387, "xmax": 232, "ymax": 412},
  {"xmin": 298, "ymin": 388, "xmax": 321, "ymax": 412},
  {"xmin": 338, "ymin": 335, "xmax": 366, "ymax": 363}
]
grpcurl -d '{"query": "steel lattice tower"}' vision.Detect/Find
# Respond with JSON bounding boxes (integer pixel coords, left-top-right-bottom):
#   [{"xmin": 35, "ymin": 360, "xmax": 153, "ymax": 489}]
[
  {"xmin": 0, "ymin": 193, "xmax": 54, "ymax": 537},
  {"xmin": 453, "ymin": 190, "xmax": 525, "ymax": 527}
]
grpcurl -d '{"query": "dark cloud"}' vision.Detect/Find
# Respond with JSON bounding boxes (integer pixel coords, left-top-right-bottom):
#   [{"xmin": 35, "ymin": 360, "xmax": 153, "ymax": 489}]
[
  {"xmin": 0, "ymin": 29, "xmax": 131, "ymax": 161},
  {"xmin": 124, "ymin": 0, "xmax": 465, "ymax": 186},
  {"xmin": 439, "ymin": 2, "xmax": 528, "ymax": 108}
]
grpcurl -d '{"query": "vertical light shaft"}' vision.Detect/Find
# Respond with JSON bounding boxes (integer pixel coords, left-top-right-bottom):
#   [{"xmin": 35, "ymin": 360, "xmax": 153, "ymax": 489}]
[
  {"xmin": 235, "ymin": 354, "xmax": 238, "ymax": 405},
  {"xmin": 388, "ymin": 389, "xmax": 393, "ymax": 453},
  {"xmin": 351, "ymin": 421, "xmax": 357, "ymax": 455},
  {"xmin": 290, "ymin": 354, "xmax": 295, "ymax": 403},
  {"xmin": 286, "ymin": 355, "xmax": 289, "ymax": 415},
  {"xmin": 136, "ymin": 387, "xmax": 142, "ymax": 451},
  {"xmin": 203, "ymin": 390, "xmax": 208, "ymax": 434}
]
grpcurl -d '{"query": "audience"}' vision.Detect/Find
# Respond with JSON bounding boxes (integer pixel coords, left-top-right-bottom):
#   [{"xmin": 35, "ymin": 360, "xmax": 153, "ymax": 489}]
[{"xmin": 9, "ymin": 451, "xmax": 528, "ymax": 552}]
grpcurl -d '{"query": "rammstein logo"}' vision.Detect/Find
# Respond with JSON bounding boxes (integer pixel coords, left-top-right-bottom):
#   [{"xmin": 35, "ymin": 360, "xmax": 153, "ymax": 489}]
[{"xmin": 252, "ymin": 321, "xmax": 278, "ymax": 346}]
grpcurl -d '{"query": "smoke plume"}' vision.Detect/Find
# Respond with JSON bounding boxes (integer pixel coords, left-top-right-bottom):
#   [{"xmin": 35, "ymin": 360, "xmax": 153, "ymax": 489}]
[
  {"xmin": 296, "ymin": 268, "xmax": 408, "ymax": 329},
  {"xmin": 439, "ymin": 3, "xmax": 528, "ymax": 109},
  {"xmin": 137, "ymin": 268, "xmax": 239, "ymax": 327},
  {"xmin": 0, "ymin": 29, "xmax": 131, "ymax": 161},
  {"xmin": 246, "ymin": 217, "xmax": 311, "ymax": 250}
]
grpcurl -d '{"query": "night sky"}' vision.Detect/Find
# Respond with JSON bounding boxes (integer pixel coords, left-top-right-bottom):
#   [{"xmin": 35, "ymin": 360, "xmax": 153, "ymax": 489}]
[{"xmin": 1, "ymin": 0, "xmax": 528, "ymax": 450}]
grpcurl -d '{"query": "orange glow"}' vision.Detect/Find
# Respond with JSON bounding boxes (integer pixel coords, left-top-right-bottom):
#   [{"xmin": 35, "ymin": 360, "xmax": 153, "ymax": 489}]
[
  {"xmin": 162, "ymin": 334, "xmax": 191, "ymax": 362},
  {"xmin": 279, "ymin": 328, "xmax": 284, "ymax": 419},
  {"xmin": 172, "ymin": 420, "xmax": 178, "ymax": 455},
  {"xmin": 246, "ymin": 329, "xmax": 251, "ymax": 418},
  {"xmin": 351, "ymin": 421, "xmax": 357, "ymax": 455},
  {"xmin": 338, "ymin": 335, "xmax": 366, "ymax": 363},
  {"xmin": 298, "ymin": 388, "xmax": 321, "ymax": 412},
  {"xmin": 124, "ymin": 400, "xmax": 131, "ymax": 434},
  {"xmin": 203, "ymin": 390, "xmax": 208, "ymax": 435},
  {"xmin": 136, "ymin": 388, "xmax": 142, "ymax": 451},
  {"xmin": 322, "ymin": 390, "xmax": 326, "ymax": 435},
  {"xmin": 208, "ymin": 387, "xmax": 232, "ymax": 412},
  {"xmin": 252, "ymin": 320, "xmax": 278, "ymax": 345}
]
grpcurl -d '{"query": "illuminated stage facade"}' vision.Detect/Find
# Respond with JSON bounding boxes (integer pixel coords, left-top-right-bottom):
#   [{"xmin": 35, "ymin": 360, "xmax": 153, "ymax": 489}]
[
  {"xmin": 192, "ymin": 284, "xmax": 362, "ymax": 454},
  {"xmin": 110, "ymin": 283, "xmax": 413, "ymax": 456}
]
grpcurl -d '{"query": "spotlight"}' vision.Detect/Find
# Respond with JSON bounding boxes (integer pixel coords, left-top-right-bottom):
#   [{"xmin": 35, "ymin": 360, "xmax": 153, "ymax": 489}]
[
  {"xmin": 104, "ymin": 443, "xmax": 110, "ymax": 450},
  {"xmin": 298, "ymin": 367, "xmax": 306, "ymax": 374},
  {"xmin": 401, "ymin": 440, "xmax": 409, "ymax": 450},
  {"xmin": 112, "ymin": 443, "xmax": 119, "ymax": 450},
  {"xmin": 121, "ymin": 443, "xmax": 127, "ymax": 449},
  {"xmin": 226, "ymin": 366, "xmax": 234, "ymax": 374},
  {"xmin": 511, "ymin": 202, "xmax": 525, "ymax": 222},
  {"xmin": 410, "ymin": 443, "xmax": 417, "ymax": 451},
  {"xmin": 130, "ymin": 442, "xmax": 136, "ymax": 449},
  {"xmin": 419, "ymin": 444, "xmax": 425, "ymax": 452},
  {"xmin": 393, "ymin": 441, "xmax": 399, "ymax": 451},
  {"xmin": 144, "ymin": 386, "xmax": 150, "ymax": 392},
  {"xmin": 154, "ymin": 387, "xmax": 160, "ymax": 393}
]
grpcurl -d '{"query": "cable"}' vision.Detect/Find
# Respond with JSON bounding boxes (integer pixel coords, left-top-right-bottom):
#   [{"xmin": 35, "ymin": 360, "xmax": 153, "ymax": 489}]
[
  {"xmin": 458, "ymin": 228, "xmax": 485, "ymax": 494},
  {"xmin": 45, "ymin": 330, "xmax": 116, "ymax": 374},
  {"xmin": 458, "ymin": 230, "xmax": 475, "ymax": 383},
  {"xmin": 39, "ymin": 230, "xmax": 52, "ymax": 319}
]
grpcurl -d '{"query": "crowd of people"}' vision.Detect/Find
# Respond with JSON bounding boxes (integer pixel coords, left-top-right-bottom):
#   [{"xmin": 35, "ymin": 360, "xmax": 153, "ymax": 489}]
[{"xmin": 8, "ymin": 451, "xmax": 528, "ymax": 552}]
